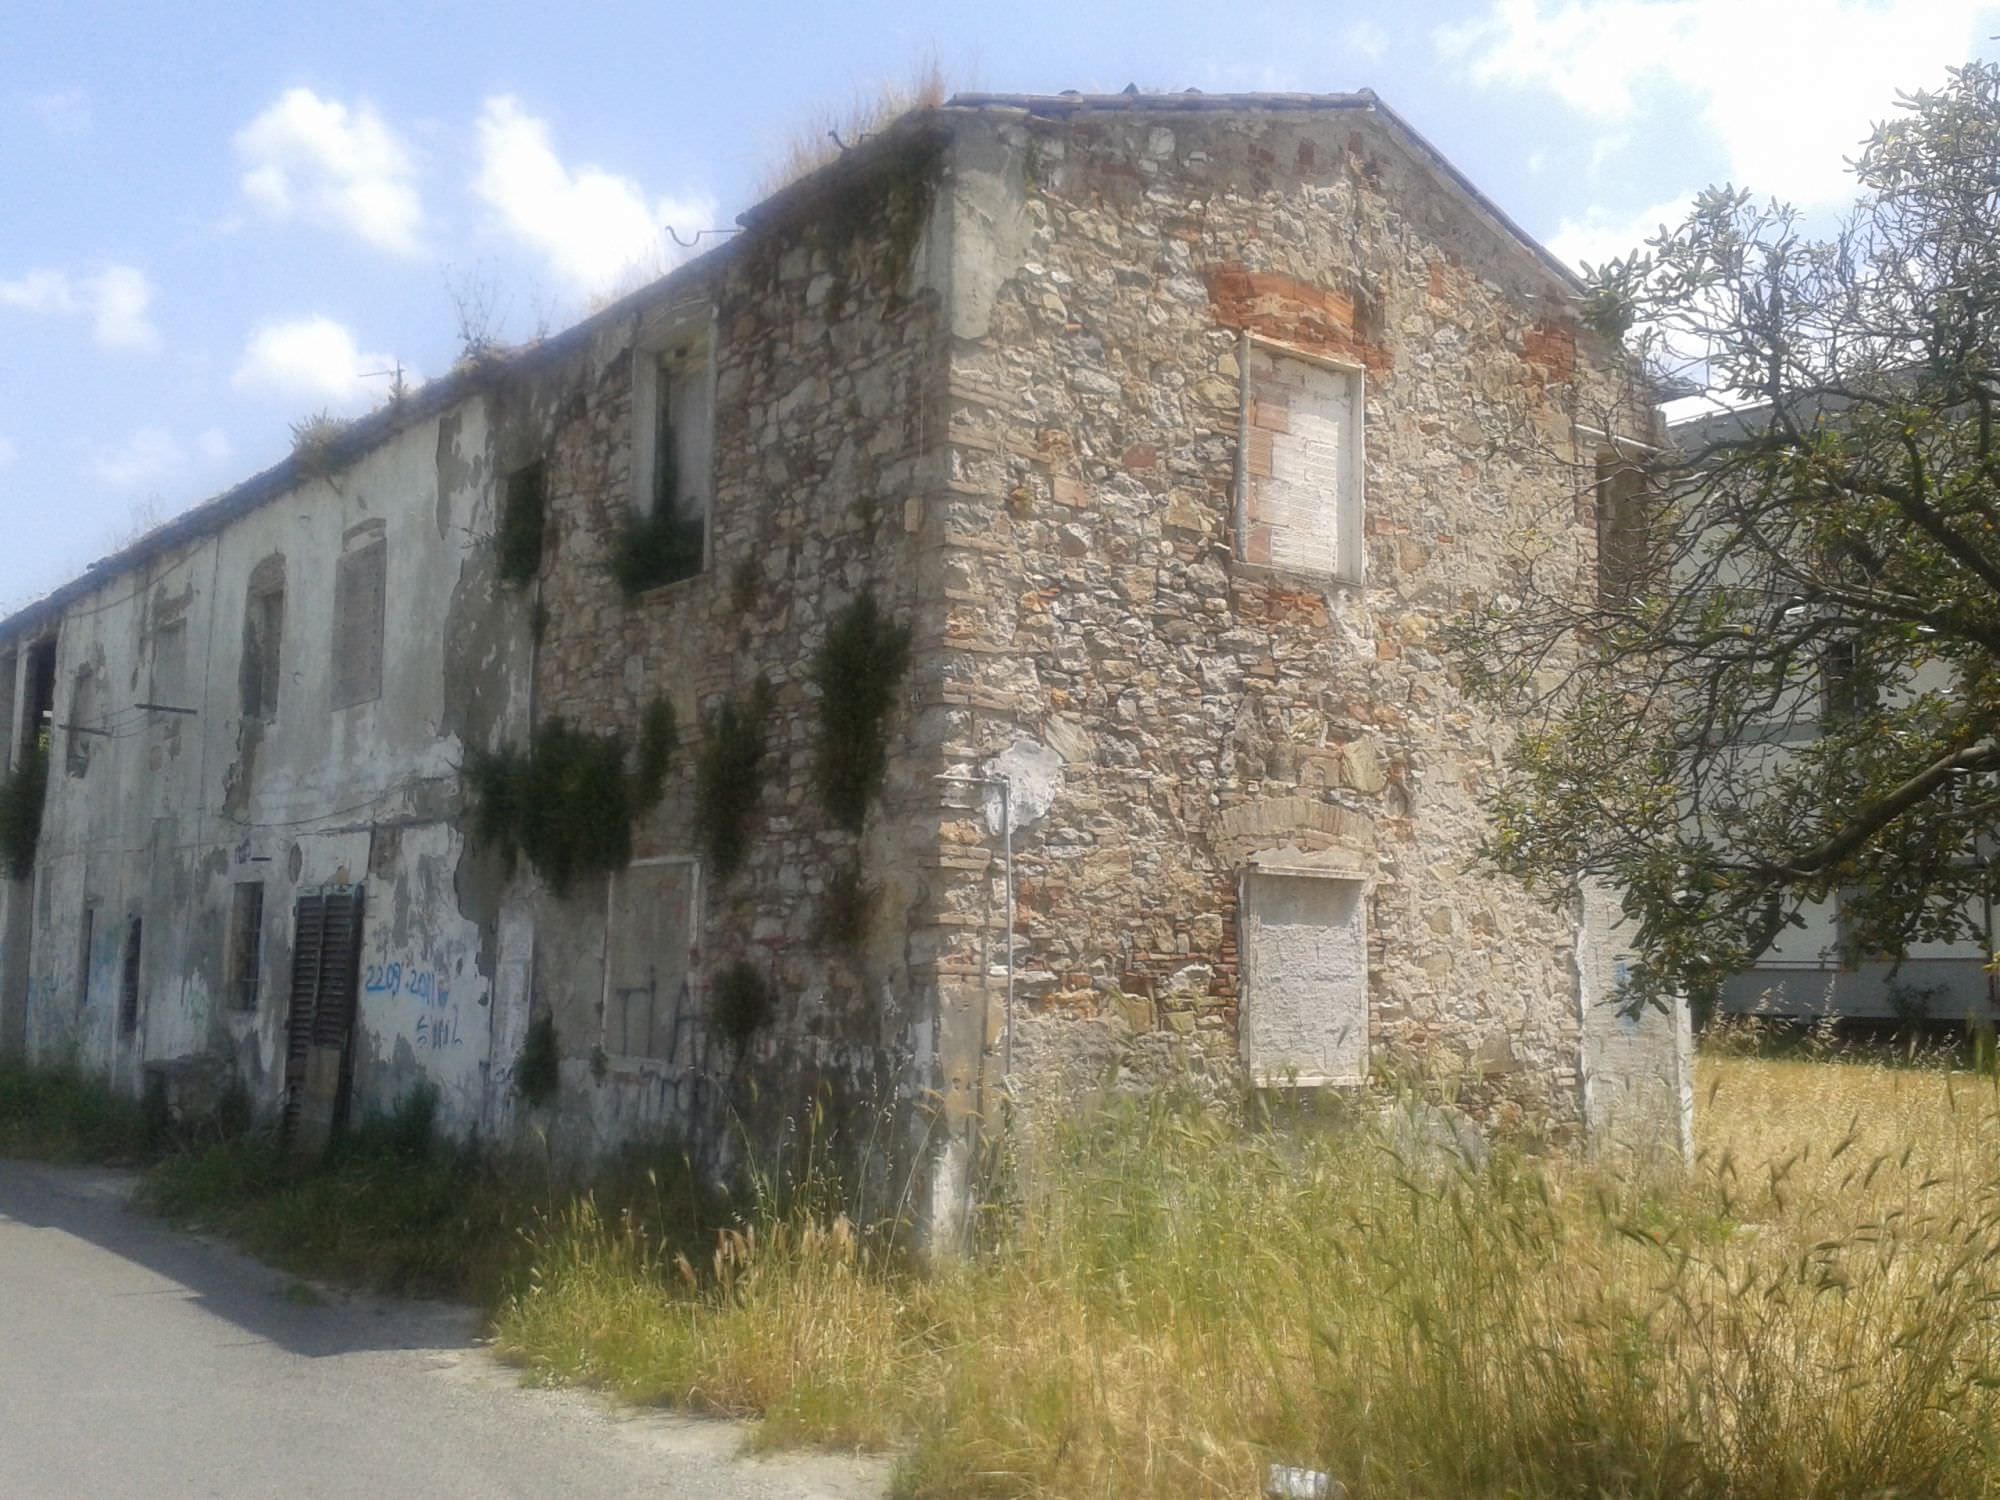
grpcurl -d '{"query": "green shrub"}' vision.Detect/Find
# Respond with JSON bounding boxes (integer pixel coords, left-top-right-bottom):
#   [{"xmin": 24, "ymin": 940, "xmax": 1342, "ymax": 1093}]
[
  {"xmin": 466, "ymin": 700, "xmax": 675, "ymax": 896},
  {"xmin": 516, "ymin": 1013, "xmax": 560, "ymax": 1107},
  {"xmin": 694, "ymin": 683, "xmax": 771, "ymax": 882},
  {"xmin": 712, "ymin": 960, "xmax": 775, "ymax": 1047},
  {"xmin": 810, "ymin": 590, "xmax": 910, "ymax": 834},
  {"xmin": 610, "ymin": 413, "xmax": 703, "ymax": 595},
  {"xmin": 813, "ymin": 861, "xmax": 876, "ymax": 949},
  {"xmin": 0, "ymin": 739, "xmax": 49, "ymax": 880}
]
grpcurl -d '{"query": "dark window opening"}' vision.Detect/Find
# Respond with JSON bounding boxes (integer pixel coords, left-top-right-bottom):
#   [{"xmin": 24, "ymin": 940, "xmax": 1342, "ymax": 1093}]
[
  {"xmin": 77, "ymin": 905, "xmax": 94, "ymax": 1008},
  {"xmin": 1822, "ymin": 637, "xmax": 1873, "ymax": 723},
  {"xmin": 497, "ymin": 461, "xmax": 548, "ymax": 585},
  {"xmin": 229, "ymin": 881, "xmax": 265, "ymax": 1010},
  {"xmin": 119, "ymin": 916, "xmax": 142, "ymax": 1033},
  {"xmin": 241, "ymin": 558, "xmax": 286, "ymax": 722},
  {"xmin": 22, "ymin": 639, "xmax": 55, "ymax": 763}
]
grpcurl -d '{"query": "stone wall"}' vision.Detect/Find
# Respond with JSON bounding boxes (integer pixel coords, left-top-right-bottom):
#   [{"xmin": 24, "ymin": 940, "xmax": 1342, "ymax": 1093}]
[
  {"xmin": 519, "ymin": 135, "xmax": 955, "ymax": 1201},
  {"xmin": 926, "ymin": 101, "xmax": 1661, "ymax": 1144}
]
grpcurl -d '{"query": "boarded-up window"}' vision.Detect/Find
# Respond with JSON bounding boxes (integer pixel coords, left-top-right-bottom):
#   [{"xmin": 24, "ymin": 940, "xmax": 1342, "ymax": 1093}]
[
  {"xmin": 241, "ymin": 556, "xmax": 285, "ymax": 721},
  {"xmin": 603, "ymin": 858, "xmax": 698, "ymax": 1060},
  {"xmin": 330, "ymin": 540, "xmax": 386, "ymax": 709},
  {"xmin": 1239, "ymin": 871, "xmax": 1367, "ymax": 1085},
  {"xmin": 1241, "ymin": 344, "xmax": 1363, "ymax": 583}
]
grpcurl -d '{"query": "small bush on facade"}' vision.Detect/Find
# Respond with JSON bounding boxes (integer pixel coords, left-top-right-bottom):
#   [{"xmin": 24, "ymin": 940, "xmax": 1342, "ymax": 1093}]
[
  {"xmin": 694, "ymin": 682, "xmax": 771, "ymax": 882},
  {"xmin": 810, "ymin": 590, "xmax": 910, "ymax": 834},
  {"xmin": 466, "ymin": 701, "xmax": 676, "ymax": 896},
  {"xmin": 712, "ymin": 960, "xmax": 776, "ymax": 1047}
]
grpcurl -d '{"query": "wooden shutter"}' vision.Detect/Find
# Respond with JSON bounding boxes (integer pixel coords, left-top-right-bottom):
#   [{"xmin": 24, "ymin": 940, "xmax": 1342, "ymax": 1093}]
[{"xmin": 281, "ymin": 884, "xmax": 365, "ymax": 1140}]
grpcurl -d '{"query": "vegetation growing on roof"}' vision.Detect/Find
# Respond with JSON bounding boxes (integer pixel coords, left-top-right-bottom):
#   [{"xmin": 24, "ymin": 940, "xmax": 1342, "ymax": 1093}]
[
  {"xmin": 811, "ymin": 590, "xmax": 911, "ymax": 834},
  {"xmin": 694, "ymin": 681, "xmax": 772, "ymax": 882},
  {"xmin": 465, "ymin": 700, "xmax": 678, "ymax": 897}
]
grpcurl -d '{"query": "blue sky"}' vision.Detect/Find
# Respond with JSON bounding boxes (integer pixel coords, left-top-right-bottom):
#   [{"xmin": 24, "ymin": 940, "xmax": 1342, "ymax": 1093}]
[{"xmin": 3, "ymin": 0, "xmax": 1996, "ymax": 611}]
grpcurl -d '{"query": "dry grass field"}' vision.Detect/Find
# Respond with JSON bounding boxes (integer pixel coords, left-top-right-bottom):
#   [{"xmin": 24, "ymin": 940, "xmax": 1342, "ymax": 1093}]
[{"xmin": 494, "ymin": 1040, "xmax": 2000, "ymax": 1499}]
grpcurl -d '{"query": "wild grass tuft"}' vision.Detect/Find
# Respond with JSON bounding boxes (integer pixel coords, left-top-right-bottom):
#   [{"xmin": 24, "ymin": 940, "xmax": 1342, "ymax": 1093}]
[{"xmin": 496, "ymin": 1055, "xmax": 2000, "ymax": 1498}]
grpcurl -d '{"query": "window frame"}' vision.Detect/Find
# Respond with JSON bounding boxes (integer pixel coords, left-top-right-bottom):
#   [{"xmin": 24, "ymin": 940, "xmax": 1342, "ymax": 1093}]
[
  {"xmin": 241, "ymin": 557, "xmax": 286, "ymax": 723},
  {"xmin": 628, "ymin": 316, "xmax": 717, "ymax": 586},
  {"xmin": 228, "ymin": 880, "xmax": 266, "ymax": 1012}
]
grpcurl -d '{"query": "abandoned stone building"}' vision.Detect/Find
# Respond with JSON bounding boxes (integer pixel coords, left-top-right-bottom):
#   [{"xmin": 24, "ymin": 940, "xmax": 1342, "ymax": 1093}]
[{"xmin": 0, "ymin": 90, "xmax": 1688, "ymax": 1233}]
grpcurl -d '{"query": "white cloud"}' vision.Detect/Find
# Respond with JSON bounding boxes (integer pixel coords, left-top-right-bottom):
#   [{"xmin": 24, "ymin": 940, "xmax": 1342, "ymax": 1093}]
[
  {"xmin": 1439, "ymin": 0, "xmax": 1989, "ymax": 208},
  {"xmin": 235, "ymin": 88, "xmax": 423, "ymax": 256},
  {"xmin": 472, "ymin": 96, "xmax": 717, "ymax": 296},
  {"xmin": 0, "ymin": 264, "xmax": 159, "ymax": 352},
  {"xmin": 196, "ymin": 427, "xmax": 232, "ymax": 463},
  {"xmin": 1342, "ymin": 19, "xmax": 1391, "ymax": 63},
  {"xmin": 0, "ymin": 436, "xmax": 16, "ymax": 470},
  {"xmin": 26, "ymin": 89, "xmax": 90, "ymax": 136},
  {"xmin": 232, "ymin": 315, "xmax": 404, "ymax": 410},
  {"xmin": 86, "ymin": 427, "xmax": 183, "ymax": 490},
  {"xmin": 1546, "ymin": 192, "xmax": 1695, "ymax": 270}
]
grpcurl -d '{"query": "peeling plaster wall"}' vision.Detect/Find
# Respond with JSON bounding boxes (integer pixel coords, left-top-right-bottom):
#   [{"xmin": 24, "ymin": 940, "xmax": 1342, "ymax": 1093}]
[{"xmin": 5, "ymin": 396, "xmax": 531, "ymax": 1134}]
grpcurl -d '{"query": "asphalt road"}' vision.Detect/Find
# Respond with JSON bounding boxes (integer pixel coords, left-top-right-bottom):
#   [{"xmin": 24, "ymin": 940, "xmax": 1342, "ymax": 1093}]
[{"xmin": 0, "ymin": 1158, "xmax": 889, "ymax": 1500}]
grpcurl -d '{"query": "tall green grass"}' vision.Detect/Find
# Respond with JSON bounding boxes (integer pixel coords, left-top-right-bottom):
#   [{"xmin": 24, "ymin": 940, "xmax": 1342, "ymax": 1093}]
[
  {"xmin": 0, "ymin": 1060, "xmax": 155, "ymax": 1162},
  {"xmin": 498, "ymin": 1066, "xmax": 2000, "ymax": 1498}
]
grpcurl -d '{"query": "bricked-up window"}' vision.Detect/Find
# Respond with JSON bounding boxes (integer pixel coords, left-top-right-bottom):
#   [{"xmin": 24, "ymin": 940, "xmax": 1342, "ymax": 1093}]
[
  {"xmin": 1240, "ymin": 343, "xmax": 1364, "ymax": 584},
  {"xmin": 603, "ymin": 857, "xmax": 698, "ymax": 1060},
  {"xmin": 240, "ymin": 556, "xmax": 285, "ymax": 722},
  {"xmin": 1239, "ymin": 870, "xmax": 1368, "ymax": 1085},
  {"xmin": 119, "ymin": 916, "xmax": 142, "ymax": 1033},
  {"xmin": 330, "ymin": 537, "xmax": 386, "ymax": 709},
  {"xmin": 228, "ymin": 881, "xmax": 265, "ymax": 1010}
]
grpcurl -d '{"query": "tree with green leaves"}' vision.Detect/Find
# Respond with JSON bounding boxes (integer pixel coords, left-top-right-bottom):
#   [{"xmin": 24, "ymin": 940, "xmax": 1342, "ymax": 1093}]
[{"xmin": 1454, "ymin": 63, "xmax": 2000, "ymax": 1019}]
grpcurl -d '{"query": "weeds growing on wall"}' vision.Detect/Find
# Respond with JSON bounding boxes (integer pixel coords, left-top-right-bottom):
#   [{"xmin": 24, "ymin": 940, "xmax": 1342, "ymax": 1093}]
[
  {"xmin": 467, "ymin": 700, "xmax": 678, "ymax": 896},
  {"xmin": 813, "ymin": 862, "xmax": 876, "ymax": 950},
  {"xmin": 0, "ymin": 739, "xmax": 49, "ymax": 880},
  {"xmin": 694, "ymin": 681, "xmax": 771, "ymax": 882},
  {"xmin": 610, "ymin": 407, "xmax": 704, "ymax": 595},
  {"xmin": 496, "ymin": 461, "xmax": 547, "ymax": 586},
  {"xmin": 515, "ymin": 1013, "xmax": 560, "ymax": 1108},
  {"xmin": 811, "ymin": 591, "xmax": 910, "ymax": 833},
  {"xmin": 711, "ymin": 960, "xmax": 776, "ymax": 1048}
]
